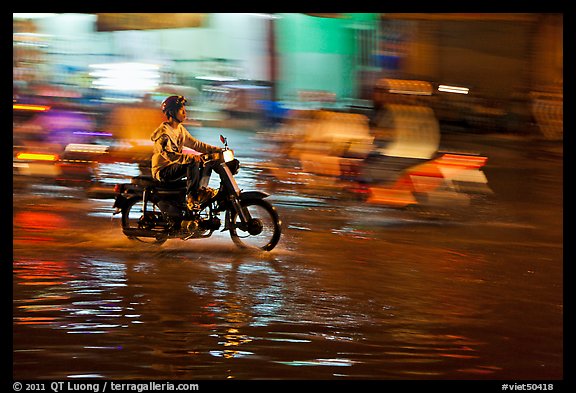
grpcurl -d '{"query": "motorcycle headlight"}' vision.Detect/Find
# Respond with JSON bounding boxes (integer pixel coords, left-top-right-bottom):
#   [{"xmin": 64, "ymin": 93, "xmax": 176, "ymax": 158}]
[{"xmin": 223, "ymin": 149, "xmax": 235, "ymax": 163}]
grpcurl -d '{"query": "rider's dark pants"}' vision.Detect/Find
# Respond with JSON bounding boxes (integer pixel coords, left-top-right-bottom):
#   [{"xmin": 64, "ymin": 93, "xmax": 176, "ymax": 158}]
[
  {"xmin": 158, "ymin": 161, "xmax": 201, "ymax": 197},
  {"xmin": 158, "ymin": 160, "xmax": 228, "ymax": 197}
]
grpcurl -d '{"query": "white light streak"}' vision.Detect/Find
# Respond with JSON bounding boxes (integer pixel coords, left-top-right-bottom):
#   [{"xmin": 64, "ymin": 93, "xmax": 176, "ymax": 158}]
[
  {"xmin": 438, "ymin": 85, "xmax": 470, "ymax": 94},
  {"xmin": 89, "ymin": 63, "xmax": 161, "ymax": 92}
]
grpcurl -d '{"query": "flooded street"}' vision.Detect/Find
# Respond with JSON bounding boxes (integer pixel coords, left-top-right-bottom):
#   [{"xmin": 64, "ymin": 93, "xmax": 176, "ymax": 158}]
[{"xmin": 13, "ymin": 129, "xmax": 563, "ymax": 381}]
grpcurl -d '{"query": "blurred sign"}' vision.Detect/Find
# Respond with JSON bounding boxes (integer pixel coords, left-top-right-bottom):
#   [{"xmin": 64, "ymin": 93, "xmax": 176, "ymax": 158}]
[{"xmin": 96, "ymin": 13, "xmax": 206, "ymax": 31}]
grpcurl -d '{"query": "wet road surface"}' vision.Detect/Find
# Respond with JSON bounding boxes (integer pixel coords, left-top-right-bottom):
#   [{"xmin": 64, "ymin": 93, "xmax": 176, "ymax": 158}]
[{"xmin": 13, "ymin": 129, "xmax": 563, "ymax": 380}]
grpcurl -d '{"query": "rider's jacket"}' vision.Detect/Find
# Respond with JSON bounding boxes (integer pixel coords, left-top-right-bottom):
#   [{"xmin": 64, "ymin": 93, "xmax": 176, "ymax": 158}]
[{"xmin": 150, "ymin": 122, "xmax": 219, "ymax": 181}]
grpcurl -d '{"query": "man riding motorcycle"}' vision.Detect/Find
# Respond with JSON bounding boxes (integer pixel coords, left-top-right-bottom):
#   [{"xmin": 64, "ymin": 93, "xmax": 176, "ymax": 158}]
[{"xmin": 150, "ymin": 95, "xmax": 220, "ymax": 215}]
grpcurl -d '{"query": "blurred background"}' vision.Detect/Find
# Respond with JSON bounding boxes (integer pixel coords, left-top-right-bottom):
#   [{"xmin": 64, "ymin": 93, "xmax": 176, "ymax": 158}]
[{"xmin": 13, "ymin": 13, "xmax": 563, "ymax": 195}]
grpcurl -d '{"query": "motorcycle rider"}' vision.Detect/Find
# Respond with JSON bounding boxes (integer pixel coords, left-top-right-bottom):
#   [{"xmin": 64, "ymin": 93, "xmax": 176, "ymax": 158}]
[{"xmin": 150, "ymin": 95, "xmax": 220, "ymax": 212}]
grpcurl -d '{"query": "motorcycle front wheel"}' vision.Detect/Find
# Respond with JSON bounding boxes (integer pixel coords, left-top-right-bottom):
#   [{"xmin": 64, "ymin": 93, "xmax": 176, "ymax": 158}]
[
  {"xmin": 229, "ymin": 198, "xmax": 281, "ymax": 251},
  {"xmin": 121, "ymin": 197, "xmax": 167, "ymax": 245}
]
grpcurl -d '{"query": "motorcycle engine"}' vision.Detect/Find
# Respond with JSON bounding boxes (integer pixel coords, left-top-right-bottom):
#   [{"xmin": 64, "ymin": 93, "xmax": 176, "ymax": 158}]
[{"xmin": 181, "ymin": 219, "xmax": 199, "ymax": 232}]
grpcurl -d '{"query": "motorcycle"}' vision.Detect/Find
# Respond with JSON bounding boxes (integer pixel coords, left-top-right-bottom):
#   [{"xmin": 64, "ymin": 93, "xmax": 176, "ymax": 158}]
[{"xmin": 112, "ymin": 135, "xmax": 282, "ymax": 251}]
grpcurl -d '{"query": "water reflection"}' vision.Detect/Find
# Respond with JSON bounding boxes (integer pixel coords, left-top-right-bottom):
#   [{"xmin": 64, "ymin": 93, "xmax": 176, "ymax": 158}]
[
  {"xmin": 13, "ymin": 210, "xmax": 68, "ymax": 245},
  {"xmin": 13, "ymin": 171, "xmax": 562, "ymax": 380},
  {"xmin": 14, "ymin": 258, "xmax": 72, "ymax": 329},
  {"xmin": 14, "ymin": 257, "xmax": 128, "ymax": 333},
  {"xmin": 189, "ymin": 258, "xmax": 288, "ymax": 375}
]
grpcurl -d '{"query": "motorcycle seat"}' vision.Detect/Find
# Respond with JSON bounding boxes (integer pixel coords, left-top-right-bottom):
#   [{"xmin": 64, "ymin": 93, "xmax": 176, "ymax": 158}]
[{"xmin": 131, "ymin": 175, "xmax": 186, "ymax": 189}]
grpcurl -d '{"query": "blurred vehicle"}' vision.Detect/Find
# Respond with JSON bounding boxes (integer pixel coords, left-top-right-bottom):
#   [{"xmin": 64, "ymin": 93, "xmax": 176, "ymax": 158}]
[
  {"xmin": 366, "ymin": 79, "xmax": 491, "ymax": 208},
  {"xmin": 13, "ymin": 100, "xmax": 113, "ymax": 189},
  {"xmin": 14, "ymin": 149, "xmax": 61, "ymax": 181},
  {"xmin": 346, "ymin": 151, "xmax": 490, "ymax": 208},
  {"xmin": 256, "ymin": 108, "xmax": 374, "ymax": 197},
  {"xmin": 258, "ymin": 79, "xmax": 492, "ymax": 209},
  {"xmin": 14, "ymin": 102, "xmax": 64, "ymax": 186}
]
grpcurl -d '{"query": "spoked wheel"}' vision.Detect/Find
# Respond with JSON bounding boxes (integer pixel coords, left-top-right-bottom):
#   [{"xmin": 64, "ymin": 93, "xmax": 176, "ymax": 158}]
[
  {"xmin": 229, "ymin": 198, "xmax": 281, "ymax": 251},
  {"xmin": 121, "ymin": 198, "xmax": 167, "ymax": 245}
]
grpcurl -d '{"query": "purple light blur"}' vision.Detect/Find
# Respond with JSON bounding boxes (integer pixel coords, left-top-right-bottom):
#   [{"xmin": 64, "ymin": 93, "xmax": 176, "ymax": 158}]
[{"xmin": 73, "ymin": 131, "xmax": 113, "ymax": 137}]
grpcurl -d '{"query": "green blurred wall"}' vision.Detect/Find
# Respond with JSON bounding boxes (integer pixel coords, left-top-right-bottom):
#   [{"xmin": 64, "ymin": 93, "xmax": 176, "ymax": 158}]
[{"xmin": 275, "ymin": 13, "xmax": 378, "ymax": 100}]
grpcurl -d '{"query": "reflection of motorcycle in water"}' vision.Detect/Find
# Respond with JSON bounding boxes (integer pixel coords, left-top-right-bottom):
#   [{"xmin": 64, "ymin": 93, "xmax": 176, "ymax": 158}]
[{"xmin": 112, "ymin": 135, "xmax": 282, "ymax": 251}]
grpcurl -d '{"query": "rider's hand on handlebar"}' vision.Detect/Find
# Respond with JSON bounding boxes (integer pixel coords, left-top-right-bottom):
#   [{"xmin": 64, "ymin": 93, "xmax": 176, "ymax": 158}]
[
  {"xmin": 200, "ymin": 152, "xmax": 216, "ymax": 164},
  {"xmin": 190, "ymin": 154, "xmax": 203, "ymax": 163}
]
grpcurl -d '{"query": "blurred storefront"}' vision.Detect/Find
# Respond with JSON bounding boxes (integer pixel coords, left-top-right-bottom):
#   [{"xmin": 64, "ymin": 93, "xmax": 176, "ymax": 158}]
[
  {"xmin": 14, "ymin": 13, "xmax": 563, "ymax": 138},
  {"xmin": 13, "ymin": 13, "xmax": 275, "ymax": 134},
  {"xmin": 373, "ymin": 13, "xmax": 563, "ymax": 138}
]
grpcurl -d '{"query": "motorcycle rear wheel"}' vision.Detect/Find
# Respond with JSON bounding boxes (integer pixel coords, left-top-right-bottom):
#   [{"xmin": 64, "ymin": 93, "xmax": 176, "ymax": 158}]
[
  {"xmin": 122, "ymin": 197, "xmax": 167, "ymax": 245},
  {"xmin": 229, "ymin": 198, "xmax": 281, "ymax": 251}
]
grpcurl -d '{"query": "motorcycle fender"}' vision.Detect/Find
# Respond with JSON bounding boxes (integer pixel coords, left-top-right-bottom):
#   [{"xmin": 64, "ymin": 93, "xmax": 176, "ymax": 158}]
[
  {"xmin": 239, "ymin": 191, "xmax": 269, "ymax": 200},
  {"xmin": 222, "ymin": 191, "xmax": 269, "ymax": 232}
]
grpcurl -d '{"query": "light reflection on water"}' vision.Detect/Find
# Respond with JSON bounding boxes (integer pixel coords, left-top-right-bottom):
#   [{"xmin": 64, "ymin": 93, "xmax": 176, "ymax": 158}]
[
  {"xmin": 12, "ymin": 246, "xmax": 507, "ymax": 380},
  {"xmin": 13, "ymin": 226, "xmax": 563, "ymax": 380}
]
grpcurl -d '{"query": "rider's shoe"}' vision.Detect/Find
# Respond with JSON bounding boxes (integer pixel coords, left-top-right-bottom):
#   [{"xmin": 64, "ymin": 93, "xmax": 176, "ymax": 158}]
[
  {"xmin": 196, "ymin": 187, "xmax": 219, "ymax": 205},
  {"xmin": 187, "ymin": 187, "xmax": 218, "ymax": 211}
]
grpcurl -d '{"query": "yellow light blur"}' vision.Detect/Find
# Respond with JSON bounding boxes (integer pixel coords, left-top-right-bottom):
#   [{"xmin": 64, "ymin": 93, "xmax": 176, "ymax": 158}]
[
  {"xmin": 16, "ymin": 152, "xmax": 59, "ymax": 161},
  {"xmin": 13, "ymin": 104, "xmax": 51, "ymax": 112}
]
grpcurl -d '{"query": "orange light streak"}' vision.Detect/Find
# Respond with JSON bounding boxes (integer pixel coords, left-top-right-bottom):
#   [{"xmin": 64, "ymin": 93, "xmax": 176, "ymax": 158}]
[{"xmin": 437, "ymin": 154, "xmax": 487, "ymax": 169}]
